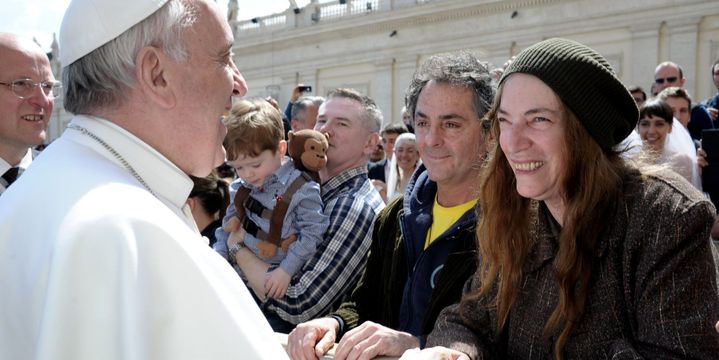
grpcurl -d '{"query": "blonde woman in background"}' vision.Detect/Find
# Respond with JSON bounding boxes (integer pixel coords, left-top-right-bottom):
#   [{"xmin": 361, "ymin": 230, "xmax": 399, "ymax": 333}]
[{"xmin": 384, "ymin": 133, "xmax": 421, "ymax": 202}]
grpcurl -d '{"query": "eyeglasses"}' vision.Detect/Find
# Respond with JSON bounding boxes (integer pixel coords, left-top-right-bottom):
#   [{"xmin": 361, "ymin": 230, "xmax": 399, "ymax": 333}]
[
  {"xmin": 654, "ymin": 76, "xmax": 678, "ymax": 85},
  {"xmin": 0, "ymin": 78, "xmax": 62, "ymax": 99}
]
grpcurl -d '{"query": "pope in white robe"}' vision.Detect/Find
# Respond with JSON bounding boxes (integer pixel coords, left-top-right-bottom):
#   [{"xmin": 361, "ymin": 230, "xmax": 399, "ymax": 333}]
[
  {"xmin": 0, "ymin": 116, "xmax": 288, "ymax": 359},
  {"xmin": 0, "ymin": 0, "xmax": 289, "ymax": 356}
]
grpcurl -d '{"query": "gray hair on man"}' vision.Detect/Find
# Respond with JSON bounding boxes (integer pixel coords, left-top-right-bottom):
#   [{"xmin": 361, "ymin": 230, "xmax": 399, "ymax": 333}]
[
  {"xmin": 291, "ymin": 95, "xmax": 324, "ymax": 122},
  {"xmin": 326, "ymin": 88, "xmax": 383, "ymax": 132},
  {"xmin": 405, "ymin": 51, "xmax": 495, "ymax": 124},
  {"xmin": 63, "ymin": 0, "xmax": 197, "ymax": 115}
]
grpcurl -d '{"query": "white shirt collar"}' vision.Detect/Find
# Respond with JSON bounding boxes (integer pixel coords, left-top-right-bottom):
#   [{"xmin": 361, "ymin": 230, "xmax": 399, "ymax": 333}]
[
  {"xmin": 0, "ymin": 148, "xmax": 32, "ymax": 176},
  {"xmin": 68, "ymin": 115, "xmax": 193, "ymax": 210}
]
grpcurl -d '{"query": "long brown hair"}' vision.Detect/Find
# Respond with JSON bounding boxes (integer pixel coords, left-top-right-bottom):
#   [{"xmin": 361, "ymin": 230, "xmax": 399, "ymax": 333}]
[{"xmin": 462, "ymin": 85, "xmax": 628, "ymax": 358}]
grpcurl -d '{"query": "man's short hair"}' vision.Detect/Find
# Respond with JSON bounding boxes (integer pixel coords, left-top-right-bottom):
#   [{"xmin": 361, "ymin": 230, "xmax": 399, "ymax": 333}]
[
  {"xmin": 712, "ymin": 58, "xmax": 719, "ymax": 74},
  {"xmin": 326, "ymin": 88, "xmax": 382, "ymax": 132},
  {"xmin": 405, "ymin": 51, "xmax": 495, "ymax": 124},
  {"xmin": 224, "ymin": 99, "xmax": 284, "ymax": 161},
  {"xmin": 657, "ymin": 86, "xmax": 693, "ymax": 107},
  {"xmin": 291, "ymin": 95, "xmax": 324, "ymax": 121},
  {"xmin": 628, "ymin": 85, "xmax": 646, "ymax": 101},
  {"xmin": 381, "ymin": 123, "xmax": 408, "ymax": 136},
  {"xmin": 62, "ymin": 0, "xmax": 197, "ymax": 115}
]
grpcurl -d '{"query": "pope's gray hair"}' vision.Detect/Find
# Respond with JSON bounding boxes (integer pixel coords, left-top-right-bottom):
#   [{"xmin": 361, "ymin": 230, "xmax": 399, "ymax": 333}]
[{"xmin": 63, "ymin": 0, "xmax": 197, "ymax": 114}]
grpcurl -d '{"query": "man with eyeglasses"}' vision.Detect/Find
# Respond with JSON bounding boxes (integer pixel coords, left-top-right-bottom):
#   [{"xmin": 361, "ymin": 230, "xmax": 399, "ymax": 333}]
[
  {"xmin": 0, "ymin": 33, "xmax": 58, "ymax": 195},
  {"xmin": 654, "ymin": 61, "xmax": 686, "ymax": 93},
  {"xmin": 654, "ymin": 61, "xmax": 714, "ymax": 140}
]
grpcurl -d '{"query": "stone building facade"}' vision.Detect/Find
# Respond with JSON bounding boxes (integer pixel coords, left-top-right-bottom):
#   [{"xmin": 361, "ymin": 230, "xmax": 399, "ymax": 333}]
[
  {"xmin": 231, "ymin": 0, "xmax": 719, "ymax": 126},
  {"xmin": 46, "ymin": 0, "xmax": 719, "ymax": 141}
]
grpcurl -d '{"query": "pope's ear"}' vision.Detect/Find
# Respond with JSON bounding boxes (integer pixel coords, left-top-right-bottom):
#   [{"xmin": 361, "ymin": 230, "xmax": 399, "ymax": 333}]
[{"xmin": 135, "ymin": 46, "xmax": 175, "ymax": 109}]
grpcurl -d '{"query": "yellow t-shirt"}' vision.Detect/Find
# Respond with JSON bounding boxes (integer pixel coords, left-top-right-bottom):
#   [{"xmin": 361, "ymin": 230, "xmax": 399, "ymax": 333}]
[{"xmin": 424, "ymin": 196, "xmax": 478, "ymax": 250}]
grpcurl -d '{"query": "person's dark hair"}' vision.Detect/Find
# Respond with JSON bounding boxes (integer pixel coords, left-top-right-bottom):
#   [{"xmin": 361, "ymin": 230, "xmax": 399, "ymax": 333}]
[
  {"xmin": 189, "ymin": 172, "xmax": 230, "ymax": 220},
  {"xmin": 639, "ymin": 99, "xmax": 674, "ymax": 125},
  {"xmin": 326, "ymin": 88, "xmax": 382, "ymax": 132},
  {"xmin": 712, "ymin": 58, "xmax": 719, "ymax": 74},
  {"xmin": 380, "ymin": 123, "xmax": 408, "ymax": 136},
  {"xmin": 405, "ymin": 51, "xmax": 495, "ymax": 125},
  {"xmin": 628, "ymin": 85, "xmax": 646, "ymax": 102},
  {"xmin": 216, "ymin": 163, "xmax": 236, "ymax": 180}
]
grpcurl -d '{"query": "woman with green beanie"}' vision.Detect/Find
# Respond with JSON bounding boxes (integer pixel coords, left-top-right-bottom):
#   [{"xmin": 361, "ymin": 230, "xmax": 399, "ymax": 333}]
[{"xmin": 402, "ymin": 38, "xmax": 719, "ymax": 359}]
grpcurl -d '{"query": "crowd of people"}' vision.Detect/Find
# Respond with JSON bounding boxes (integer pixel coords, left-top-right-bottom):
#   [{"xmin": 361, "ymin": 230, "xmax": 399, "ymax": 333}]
[{"xmin": 1, "ymin": 0, "xmax": 718, "ymax": 359}]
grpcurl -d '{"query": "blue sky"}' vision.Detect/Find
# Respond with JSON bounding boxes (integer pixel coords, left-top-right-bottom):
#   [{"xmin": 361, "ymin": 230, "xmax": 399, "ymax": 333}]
[{"xmin": 0, "ymin": 0, "xmax": 296, "ymax": 51}]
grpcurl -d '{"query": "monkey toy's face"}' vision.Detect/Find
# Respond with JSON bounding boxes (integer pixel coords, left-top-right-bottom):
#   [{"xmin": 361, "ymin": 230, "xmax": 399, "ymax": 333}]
[
  {"xmin": 300, "ymin": 136, "xmax": 327, "ymax": 171},
  {"xmin": 288, "ymin": 129, "xmax": 329, "ymax": 172}
]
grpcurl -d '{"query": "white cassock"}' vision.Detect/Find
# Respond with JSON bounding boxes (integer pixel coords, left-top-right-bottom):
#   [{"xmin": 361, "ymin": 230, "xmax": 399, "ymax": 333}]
[{"xmin": 0, "ymin": 115, "xmax": 287, "ymax": 360}]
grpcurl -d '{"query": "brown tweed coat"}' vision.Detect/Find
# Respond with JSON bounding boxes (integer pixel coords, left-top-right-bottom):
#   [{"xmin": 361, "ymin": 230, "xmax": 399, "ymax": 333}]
[{"xmin": 427, "ymin": 169, "xmax": 719, "ymax": 359}]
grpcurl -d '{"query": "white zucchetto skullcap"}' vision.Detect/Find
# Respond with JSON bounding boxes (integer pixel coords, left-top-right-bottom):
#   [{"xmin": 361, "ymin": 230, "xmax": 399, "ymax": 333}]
[{"xmin": 60, "ymin": 0, "xmax": 170, "ymax": 66}]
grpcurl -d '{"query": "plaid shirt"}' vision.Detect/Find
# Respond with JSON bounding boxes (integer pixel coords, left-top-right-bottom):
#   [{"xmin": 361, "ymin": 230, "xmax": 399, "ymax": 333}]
[{"xmin": 266, "ymin": 166, "xmax": 385, "ymax": 324}]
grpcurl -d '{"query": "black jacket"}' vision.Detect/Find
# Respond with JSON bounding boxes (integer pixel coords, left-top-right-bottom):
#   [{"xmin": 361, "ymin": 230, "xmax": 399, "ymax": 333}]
[{"xmin": 367, "ymin": 159, "xmax": 386, "ymax": 182}]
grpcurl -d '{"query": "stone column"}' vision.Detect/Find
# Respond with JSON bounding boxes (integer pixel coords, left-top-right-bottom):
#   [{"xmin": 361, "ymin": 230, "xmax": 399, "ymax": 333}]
[
  {"xmin": 280, "ymin": 73, "xmax": 299, "ymax": 110},
  {"xmin": 284, "ymin": 7, "xmax": 297, "ymax": 29},
  {"xmin": 667, "ymin": 17, "xmax": 701, "ymax": 96},
  {"xmin": 280, "ymin": 70, "xmax": 318, "ymax": 114},
  {"xmin": 372, "ymin": 58, "xmax": 395, "ymax": 126},
  {"xmin": 393, "ymin": 55, "xmax": 419, "ymax": 126},
  {"xmin": 482, "ymin": 41, "xmax": 513, "ymax": 72},
  {"xmin": 630, "ymin": 22, "xmax": 659, "ymax": 91}
]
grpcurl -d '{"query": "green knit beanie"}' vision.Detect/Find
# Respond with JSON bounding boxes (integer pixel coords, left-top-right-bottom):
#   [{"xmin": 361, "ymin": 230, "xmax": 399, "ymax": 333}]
[{"xmin": 500, "ymin": 38, "xmax": 639, "ymax": 150}]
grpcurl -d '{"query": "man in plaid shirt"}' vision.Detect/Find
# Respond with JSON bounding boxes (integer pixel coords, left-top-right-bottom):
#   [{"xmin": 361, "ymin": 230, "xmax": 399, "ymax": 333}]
[{"xmin": 230, "ymin": 88, "xmax": 385, "ymax": 332}]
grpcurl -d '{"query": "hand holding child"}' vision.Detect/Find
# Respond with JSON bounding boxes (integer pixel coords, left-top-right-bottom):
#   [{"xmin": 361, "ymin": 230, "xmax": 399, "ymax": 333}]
[{"xmin": 265, "ymin": 267, "xmax": 291, "ymax": 299}]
